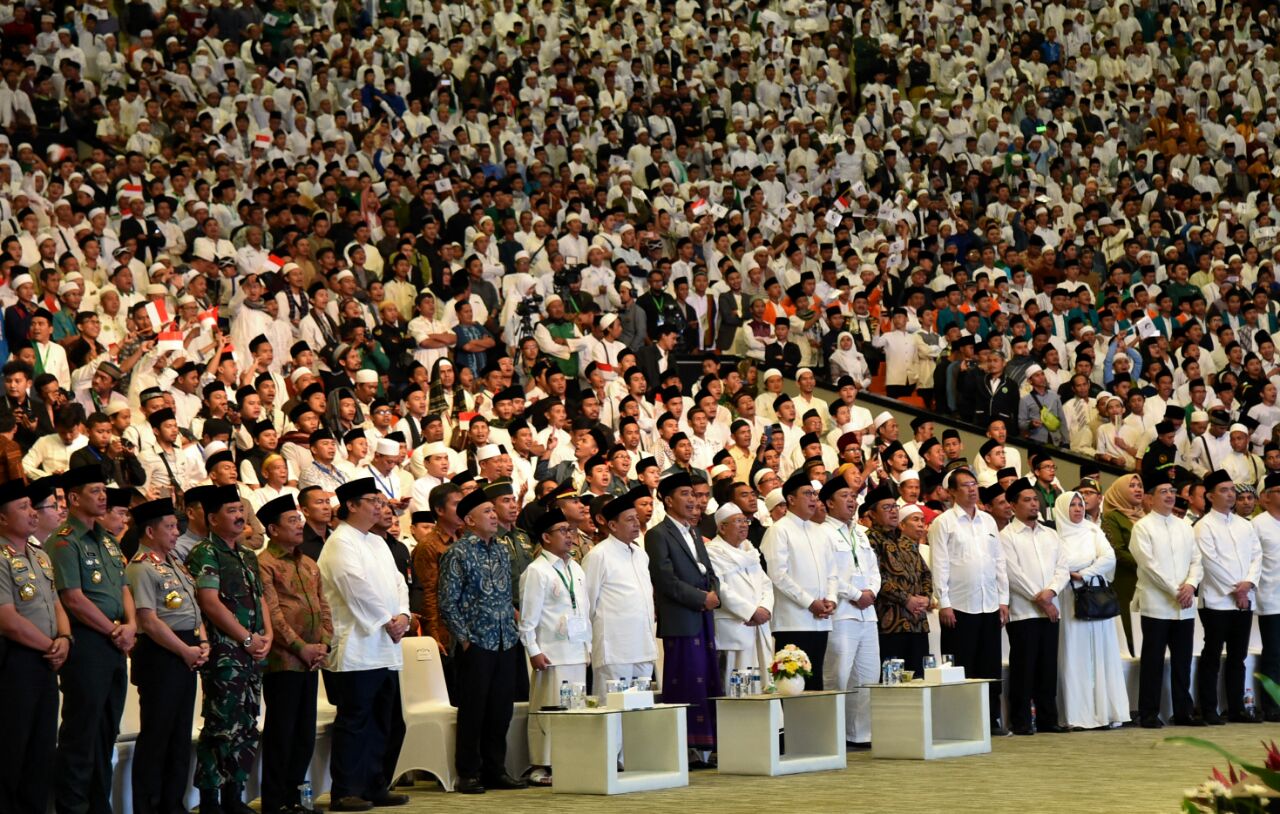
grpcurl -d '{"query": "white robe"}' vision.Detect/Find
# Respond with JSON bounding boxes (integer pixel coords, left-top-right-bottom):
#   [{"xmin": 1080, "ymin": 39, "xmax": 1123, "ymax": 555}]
[{"xmin": 1053, "ymin": 495, "xmax": 1131, "ymax": 729}]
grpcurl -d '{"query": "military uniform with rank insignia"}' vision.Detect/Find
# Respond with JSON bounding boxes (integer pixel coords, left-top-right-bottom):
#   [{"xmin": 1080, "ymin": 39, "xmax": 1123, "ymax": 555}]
[
  {"xmin": 487, "ymin": 478, "xmax": 534, "ymax": 702},
  {"xmin": 0, "ymin": 479, "xmax": 71, "ymax": 814},
  {"xmin": 125, "ymin": 497, "xmax": 207, "ymax": 814},
  {"xmin": 187, "ymin": 484, "xmax": 270, "ymax": 814},
  {"xmin": 49, "ymin": 466, "xmax": 135, "ymax": 814}
]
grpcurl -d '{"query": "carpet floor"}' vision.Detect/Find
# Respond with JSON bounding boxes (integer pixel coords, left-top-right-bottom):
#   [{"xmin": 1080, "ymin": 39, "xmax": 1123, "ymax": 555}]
[{"xmin": 319, "ymin": 722, "xmax": 1280, "ymax": 814}]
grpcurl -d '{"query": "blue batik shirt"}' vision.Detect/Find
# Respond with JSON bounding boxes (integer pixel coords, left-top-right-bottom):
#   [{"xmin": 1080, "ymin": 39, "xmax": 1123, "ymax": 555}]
[{"xmin": 438, "ymin": 531, "xmax": 519, "ymax": 653}]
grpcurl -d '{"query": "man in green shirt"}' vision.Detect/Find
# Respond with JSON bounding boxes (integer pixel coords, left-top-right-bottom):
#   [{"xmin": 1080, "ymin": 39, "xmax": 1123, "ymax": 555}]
[
  {"xmin": 50, "ymin": 466, "xmax": 136, "ymax": 814},
  {"xmin": 188, "ymin": 485, "xmax": 273, "ymax": 814}
]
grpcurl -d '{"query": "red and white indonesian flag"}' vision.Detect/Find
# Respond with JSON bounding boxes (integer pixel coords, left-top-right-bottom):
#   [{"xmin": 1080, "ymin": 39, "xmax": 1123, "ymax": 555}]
[
  {"xmin": 262, "ymin": 254, "xmax": 284, "ymax": 274},
  {"xmin": 156, "ymin": 329, "xmax": 185, "ymax": 354},
  {"xmin": 690, "ymin": 198, "xmax": 709, "ymax": 216},
  {"xmin": 199, "ymin": 306, "xmax": 219, "ymax": 329}
]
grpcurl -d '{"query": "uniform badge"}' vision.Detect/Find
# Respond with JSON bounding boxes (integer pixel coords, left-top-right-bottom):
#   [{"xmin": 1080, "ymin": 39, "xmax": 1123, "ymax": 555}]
[
  {"xmin": 19, "ymin": 582, "xmax": 35, "ymax": 601},
  {"xmin": 164, "ymin": 590, "xmax": 183, "ymax": 609},
  {"xmin": 91, "ymin": 570, "xmax": 103, "ymax": 584}
]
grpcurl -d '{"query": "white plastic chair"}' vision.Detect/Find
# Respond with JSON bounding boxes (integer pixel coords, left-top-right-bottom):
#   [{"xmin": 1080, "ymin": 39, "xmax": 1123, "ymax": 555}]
[
  {"xmin": 393, "ymin": 637, "xmax": 458, "ymax": 791},
  {"xmin": 505, "ymin": 702, "xmax": 530, "ymax": 779}
]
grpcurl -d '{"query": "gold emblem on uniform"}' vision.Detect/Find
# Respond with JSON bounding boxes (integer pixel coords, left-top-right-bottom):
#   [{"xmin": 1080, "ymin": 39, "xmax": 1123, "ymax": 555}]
[
  {"xmin": 18, "ymin": 582, "xmax": 35, "ymax": 600},
  {"xmin": 164, "ymin": 590, "xmax": 183, "ymax": 609},
  {"xmin": 91, "ymin": 570, "xmax": 103, "ymax": 584}
]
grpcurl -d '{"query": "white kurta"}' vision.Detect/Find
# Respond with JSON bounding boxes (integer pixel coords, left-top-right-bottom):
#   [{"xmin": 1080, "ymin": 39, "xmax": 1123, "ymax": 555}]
[
  {"xmin": 317, "ymin": 520, "xmax": 411, "ymax": 672},
  {"xmin": 705, "ymin": 536, "xmax": 774, "ymax": 682},
  {"xmin": 582, "ymin": 535, "xmax": 658, "ymax": 668},
  {"xmin": 1055, "ymin": 516, "xmax": 1130, "ymax": 728}
]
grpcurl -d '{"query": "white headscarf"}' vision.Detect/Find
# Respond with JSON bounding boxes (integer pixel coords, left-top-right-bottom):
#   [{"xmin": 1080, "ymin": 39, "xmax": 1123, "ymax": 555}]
[
  {"xmin": 831, "ymin": 331, "xmax": 862, "ymax": 377},
  {"xmin": 1052, "ymin": 491, "xmax": 1092, "ymax": 542}
]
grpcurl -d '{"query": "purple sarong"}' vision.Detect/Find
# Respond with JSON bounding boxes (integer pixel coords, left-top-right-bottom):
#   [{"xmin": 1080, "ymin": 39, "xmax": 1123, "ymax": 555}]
[{"xmin": 661, "ymin": 610, "xmax": 723, "ymax": 747}]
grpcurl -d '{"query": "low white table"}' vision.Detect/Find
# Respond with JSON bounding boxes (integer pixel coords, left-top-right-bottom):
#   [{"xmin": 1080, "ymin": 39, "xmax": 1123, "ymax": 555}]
[
  {"xmin": 535, "ymin": 704, "xmax": 689, "ymax": 794},
  {"xmin": 713, "ymin": 690, "xmax": 848, "ymax": 776},
  {"xmin": 863, "ymin": 679, "xmax": 995, "ymax": 760}
]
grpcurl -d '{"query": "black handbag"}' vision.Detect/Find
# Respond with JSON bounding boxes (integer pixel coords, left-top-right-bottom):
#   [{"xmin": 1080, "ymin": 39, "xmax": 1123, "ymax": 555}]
[{"xmin": 1072, "ymin": 575, "xmax": 1121, "ymax": 620}]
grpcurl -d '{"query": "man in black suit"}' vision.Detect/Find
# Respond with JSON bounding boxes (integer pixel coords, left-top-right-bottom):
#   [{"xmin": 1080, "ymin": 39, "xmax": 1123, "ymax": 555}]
[
  {"xmin": 637, "ymin": 326, "xmax": 679, "ymax": 388},
  {"xmin": 645, "ymin": 472, "xmax": 722, "ymax": 763},
  {"xmin": 963, "ymin": 352, "xmax": 1021, "ymax": 434},
  {"xmin": 716, "ymin": 270, "xmax": 751, "ymax": 352}
]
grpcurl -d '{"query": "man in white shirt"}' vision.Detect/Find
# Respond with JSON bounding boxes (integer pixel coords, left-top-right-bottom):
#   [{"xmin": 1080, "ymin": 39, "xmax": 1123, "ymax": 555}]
[
  {"xmin": 929, "ymin": 467, "xmax": 1009, "ymax": 731},
  {"xmin": 316, "ymin": 478, "xmax": 412, "ymax": 808},
  {"xmin": 821, "ymin": 478, "xmax": 881, "ymax": 747},
  {"xmin": 519, "ymin": 508, "xmax": 591, "ymax": 786},
  {"xmin": 583, "ymin": 487, "xmax": 658, "ymax": 695},
  {"xmin": 1251, "ymin": 473, "xmax": 1280, "ymax": 722},
  {"xmin": 762, "ymin": 471, "xmax": 836, "ymax": 689},
  {"xmin": 1195, "ymin": 469, "xmax": 1263, "ymax": 724},
  {"xmin": 1131, "ymin": 468, "xmax": 1203, "ymax": 727},
  {"xmin": 999, "ymin": 480, "xmax": 1070, "ymax": 736}
]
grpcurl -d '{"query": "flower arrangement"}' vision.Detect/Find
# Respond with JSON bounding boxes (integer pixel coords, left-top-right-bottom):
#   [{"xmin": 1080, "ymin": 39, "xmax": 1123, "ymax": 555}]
[
  {"xmin": 770, "ymin": 644, "xmax": 813, "ymax": 680},
  {"xmin": 1172, "ymin": 675, "xmax": 1280, "ymax": 813}
]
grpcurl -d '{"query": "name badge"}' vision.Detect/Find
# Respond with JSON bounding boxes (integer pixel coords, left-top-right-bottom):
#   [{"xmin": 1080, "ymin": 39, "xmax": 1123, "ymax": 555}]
[{"xmin": 565, "ymin": 616, "xmax": 590, "ymax": 643}]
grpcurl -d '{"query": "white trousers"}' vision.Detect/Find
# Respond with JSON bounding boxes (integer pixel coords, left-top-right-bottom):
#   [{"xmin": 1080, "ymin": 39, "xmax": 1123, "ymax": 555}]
[
  {"xmin": 823, "ymin": 618, "xmax": 881, "ymax": 743},
  {"xmin": 591, "ymin": 662, "xmax": 655, "ymax": 764},
  {"xmin": 528, "ymin": 663, "xmax": 588, "ymax": 766}
]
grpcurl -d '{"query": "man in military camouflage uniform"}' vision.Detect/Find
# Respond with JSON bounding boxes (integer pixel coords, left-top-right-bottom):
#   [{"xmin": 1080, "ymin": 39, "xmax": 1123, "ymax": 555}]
[
  {"xmin": 125, "ymin": 497, "xmax": 208, "ymax": 814},
  {"xmin": 489, "ymin": 478, "xmax": 535, "ymax": 702},
  {"xmin": 189, "ymin": 484, "xmax": 273, "ymax": 814},
  {"xmin": 50, "ymin": 466, "xmax": 136, "ymax": 814},
  {"xmin": 0, "ymin": 479, "xmax": 71, "ymax": 813}
]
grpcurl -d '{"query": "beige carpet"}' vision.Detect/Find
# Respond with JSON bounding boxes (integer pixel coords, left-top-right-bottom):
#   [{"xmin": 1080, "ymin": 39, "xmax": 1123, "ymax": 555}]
[{"xmin": 335, "ymin": 722, "xmax": 1280, "ymax": 814}]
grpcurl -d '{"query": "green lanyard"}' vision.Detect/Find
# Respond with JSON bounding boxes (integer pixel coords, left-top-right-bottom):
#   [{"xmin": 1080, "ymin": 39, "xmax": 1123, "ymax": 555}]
[
  {"xmin": 842, "ymin": 525, "xmax": 859, "ymax": 568},
  {"xmin": 544, "ymin": 553, "xmax": 576, "ymax": 610}
]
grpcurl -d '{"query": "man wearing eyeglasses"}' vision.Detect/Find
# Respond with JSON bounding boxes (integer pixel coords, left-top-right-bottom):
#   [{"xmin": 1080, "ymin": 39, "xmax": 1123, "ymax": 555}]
[{"xmin": 518, "ymin": 507, "xmax": 590, "ymax": 786}]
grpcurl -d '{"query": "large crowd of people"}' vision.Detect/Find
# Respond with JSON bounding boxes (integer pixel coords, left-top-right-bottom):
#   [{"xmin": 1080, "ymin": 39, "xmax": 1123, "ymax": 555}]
[{"xmin": 3, "ymin": 0, "xmax": 1280, "ymax": 809}]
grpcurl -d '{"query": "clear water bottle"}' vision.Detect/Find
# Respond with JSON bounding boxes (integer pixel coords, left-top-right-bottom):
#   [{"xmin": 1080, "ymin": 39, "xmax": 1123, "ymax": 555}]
[
  {"xmin": 298, "ymin": 781, "xmax": 313, "ymax": 811},
  {"xmin": 730, "ymin": 671, "xmax": 741, "ymax": 697},
  {"xmin": 750, "ymin": 668, "xmax": 762, "ymax": 696},
  {"xmin": 1246, "ymin": 686, "xmax": 1257, "ymax": 717},
  {"xmin": 559, "ymin": 680, "xmax": 572, "ymax": 709}
]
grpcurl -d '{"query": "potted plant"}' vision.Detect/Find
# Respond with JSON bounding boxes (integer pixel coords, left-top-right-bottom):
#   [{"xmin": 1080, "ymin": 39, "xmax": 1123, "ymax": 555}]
[{"xmin": 769, "ymin": 644, "xmax": 812, "ymax": 696}]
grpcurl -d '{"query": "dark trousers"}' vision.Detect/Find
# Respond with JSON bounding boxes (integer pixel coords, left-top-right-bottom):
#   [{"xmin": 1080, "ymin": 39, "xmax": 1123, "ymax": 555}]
[
  {"xmin": 454, "ymin": 644, "xmax": 520, "ymax": 780},
  {"xmin": 262, "ymin": 670, "xmax": 319, "ymax": 810},
  {"xmin": 773, "ymin": 631, "xmax": 829, "ymax": 691},
  {"xmin": 328, "ymin": 668, "xmax": 405, "ymax": 801},
  {"xmin": 1259, "ymin": 615, "xmax": 1280, "ymax": 715},
  {"xmin": 885, "ymin": 384, "xmax": 915, "ymax": 399},
  {"xmin": 1198, "ymin": 607, "xmax": 1254, "ymax": 717},
  {"xmin": 1005, "ymin": 618, "xmax": 1060, "ymax": 731},
  {"xmin": 941, "ymin": 611, "xmax": 1003, "ymax": 724},
  {"xmin": 879, "ymin": 631, "xmax": 930, "ymax": 677},
  {"xmin": 1138, "ymin": 616, "xmax": 1195, "ymax": 720},
  {"xmin": 0, "ymin": 646, "xmax": 59, "ymax": 814},
  {"xmin": 132, "ymin": 632, "xmax": 199, "ymax": 814},
  {"xmin": 56, "ymin": 626, "xmax": 127, "ymax": 814}
]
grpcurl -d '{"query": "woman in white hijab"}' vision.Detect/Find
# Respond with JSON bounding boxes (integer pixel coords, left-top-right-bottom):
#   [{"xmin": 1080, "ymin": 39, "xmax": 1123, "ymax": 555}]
[
  {"xmin": 829, "ymin": 331, "xmax": 871, "ymax": 388},
  {"xmin": 1053, "ymin": 490, "xmax": 1131, "ymax": 730}
]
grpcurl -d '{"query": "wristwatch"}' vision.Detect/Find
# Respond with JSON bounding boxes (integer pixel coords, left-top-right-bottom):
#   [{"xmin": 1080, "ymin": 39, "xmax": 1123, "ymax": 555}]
[{"xmin": 242, "ymin": 634, "xmax": 254, "ymax": 650}]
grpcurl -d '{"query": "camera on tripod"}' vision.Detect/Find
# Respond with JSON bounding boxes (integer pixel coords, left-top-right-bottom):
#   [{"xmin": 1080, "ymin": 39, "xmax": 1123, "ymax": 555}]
[{"xmin": 516, "ymin": 293, "xmax": 543, "ymax": 317}]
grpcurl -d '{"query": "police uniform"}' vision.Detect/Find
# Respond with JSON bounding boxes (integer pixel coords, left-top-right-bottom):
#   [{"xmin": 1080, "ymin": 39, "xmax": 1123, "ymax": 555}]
[
  {"xmin": 50, "ymin": 498, "xmax": 130, "ymax": 814},
  {"xmin": 125, "ymin": 498, "xmax": 202, "ymax": 814},
  {"xmin": 492, "ymin": 479, "xmax": 536, "ymax": 703},
  {"xmin": 187, "ymin": 519, "xmax": 266, "ymax": 806},
  {"xmin": 0, "ymin": 532, "xmax": 63, "ymax": 813}
]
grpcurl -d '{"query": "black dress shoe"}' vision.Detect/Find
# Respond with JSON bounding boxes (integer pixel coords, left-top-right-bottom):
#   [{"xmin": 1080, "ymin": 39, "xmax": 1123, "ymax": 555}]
[
  {"xmin": 1171, "ymin": 715, "xmax": 1207, "ymax": 727},
  {"xmin": 1202, "ymin": 713, "xmax": 1227, "ymax": 725},
  {"xmin": 483, "ymin": 773, "xmax": 529, "ymax": 790},
  {"xmin": 1040, "ymin": 724, "xmax": 1070, "ymax": 733},
  {"xmin": 1266, "ymin": 711, "xmax": 1280, "ymax": 723},
  {"xmin": 455, "ymin": 777, "xmax": 486, "ymax": 794},
  {"xmin": 368, "ymin": 792, "xmax": 410, "ymax": 806},
  {"xmin": 1011, "ymin": 727, "xmax": 1036, "ymax": 736},
  {"xmin": 846, "ymin": 741, "xmax": 871, "ymax": 750},
  {"xmin": 1139, "ymin": 716, "xmax": 1166, "ymax": 729},
  {"xmin": 329, "ymin": 798, "xmax": 374, "ymax": 812},
  {"xmin": 222, "ymin": 802, "xmax": 256, "ymax": 814},
  {"xmin": 1229, "ymin": 711, "xmax": 1263, "ymax": 724}
]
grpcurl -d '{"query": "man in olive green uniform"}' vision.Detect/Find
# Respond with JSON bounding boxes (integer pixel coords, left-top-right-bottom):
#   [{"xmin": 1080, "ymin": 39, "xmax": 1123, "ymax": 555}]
[
  {"xmin": 189, "ymin": 484, "xmax": 273, "ymax": 814},
  {"xmin": 489, "ymin": 477, "xmax": 534, "ymax": 702},
  {"xmin": 0, "ymin": 479, "xmax": 71, "ymax": 813},
  {"xmin": 51, "ymin": 466, "xmax": 136, "ymax": 814},
  {"xmin": 126, "ymin": 497, "xmax": 209, "ymax": 814}
]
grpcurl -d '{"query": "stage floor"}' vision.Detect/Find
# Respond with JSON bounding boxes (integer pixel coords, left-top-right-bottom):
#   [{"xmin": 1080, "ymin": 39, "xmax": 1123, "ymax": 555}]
[{"xmin": 339, "ymin": 721, "xmax": 1280, "ymax": 813}]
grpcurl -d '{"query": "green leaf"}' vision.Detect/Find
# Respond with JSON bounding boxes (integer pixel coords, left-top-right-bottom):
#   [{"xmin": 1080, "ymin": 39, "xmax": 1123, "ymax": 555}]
[
  {"xmin": 1164, "ymin": 737, "xmax": 1280, "ymax": 791},
  {"xmin": 1256, "ymin": 672, "xmax": 1280, "ymax": 709}
]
